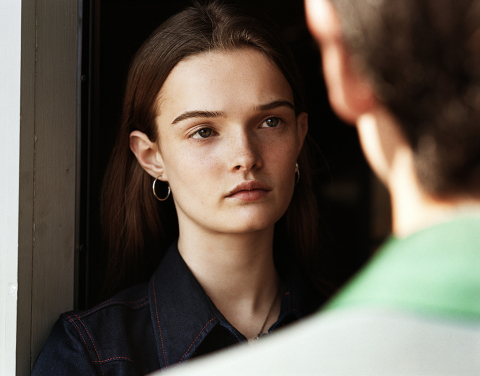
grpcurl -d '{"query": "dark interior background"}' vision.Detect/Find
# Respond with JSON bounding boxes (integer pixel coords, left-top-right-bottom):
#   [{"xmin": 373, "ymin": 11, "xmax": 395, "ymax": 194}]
[{"xmin": 77, "ymin": 0, "xmax": 390, "ymax": 309}]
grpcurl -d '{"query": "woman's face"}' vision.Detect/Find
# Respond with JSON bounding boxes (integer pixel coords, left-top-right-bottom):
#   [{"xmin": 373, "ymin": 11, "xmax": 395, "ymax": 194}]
[{"xmin": 152, "ymin": 48, "xmax": 307, "ymax": 236}]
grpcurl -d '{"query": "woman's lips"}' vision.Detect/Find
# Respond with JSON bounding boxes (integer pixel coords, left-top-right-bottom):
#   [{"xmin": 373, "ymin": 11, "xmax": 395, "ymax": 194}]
[
  {"xmin": 227, "ymin": 180, "xmax": 271, "ymax": 201},
  {"xmin": 228, "ymin": 189, "xmax": 268, "ymax": 201}
]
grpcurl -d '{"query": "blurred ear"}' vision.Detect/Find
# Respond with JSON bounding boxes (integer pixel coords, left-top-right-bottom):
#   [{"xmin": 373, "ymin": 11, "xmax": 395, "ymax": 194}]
[
  {"xmin": 296, "ymin": 112, "xmax": 309, "ymax": 152},
  {"xmin": 129, "ymin": 131, "xmax": 167, "ymax": 180},
  {"xmin": 305, "ymin": 0, "xmax": 375, "ymax": 124}
]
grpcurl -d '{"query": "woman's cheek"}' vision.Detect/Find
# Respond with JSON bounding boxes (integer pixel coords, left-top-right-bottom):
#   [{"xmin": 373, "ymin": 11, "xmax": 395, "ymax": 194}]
[
  {"xmin": 270, "ymin": 139, "xmax": 298, "ymax": 164},
  {"xmin": 176, "ymin": 146, "xmax": 223, "ymax": 182}
]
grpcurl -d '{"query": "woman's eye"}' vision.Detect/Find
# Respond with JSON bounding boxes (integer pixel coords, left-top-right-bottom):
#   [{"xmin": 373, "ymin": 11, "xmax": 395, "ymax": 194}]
[
  {"xmin": 261, "ymin": 117, "xmax": 281, "ymax": 128},
  {"xmin": 191, "ymin": 128, "xmax": 213, "ymax": 139}
]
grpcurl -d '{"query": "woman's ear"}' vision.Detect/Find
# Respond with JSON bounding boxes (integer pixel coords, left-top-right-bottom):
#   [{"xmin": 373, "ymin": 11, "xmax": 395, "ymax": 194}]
[
  {"xmin": 296, "ymin": 112, "xmax": 309, "ymax": 152},
  {"xmin": 305, "ymin": 0, "xmax": 375, "ymax": 124},
  {"xmin": 129, "ymin": 130, "xmax": 167, "ymax": 180}
]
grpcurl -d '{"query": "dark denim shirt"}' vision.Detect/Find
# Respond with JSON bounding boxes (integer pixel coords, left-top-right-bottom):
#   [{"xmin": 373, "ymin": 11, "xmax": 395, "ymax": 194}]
[{"xmin": 32, "ymin": 243, "xmax": 325, "ymax": 375}]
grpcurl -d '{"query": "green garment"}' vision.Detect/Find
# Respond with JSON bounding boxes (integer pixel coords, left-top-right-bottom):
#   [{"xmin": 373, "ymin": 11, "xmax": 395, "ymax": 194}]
[{"xmin": 327, "ymin": 216, "xmax": 480, "ymax": 321}]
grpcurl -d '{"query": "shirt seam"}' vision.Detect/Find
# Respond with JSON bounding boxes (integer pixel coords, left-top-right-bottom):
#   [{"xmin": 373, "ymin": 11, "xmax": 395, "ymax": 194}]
[
  {"xmin": 67, "ymin": 297, "xmax": 149, "ymax": 321},
  {"xmin": 175, "ymin": 317, "xmax": 217, "ymax": 366},
  {"xmin": 93, "ymin": 356, "xmax": 136, "ymax": 365},
  {"xmin": 152, "ymin": 275, "xmax": 168, "ymax": 368},
  {"xmin": 67, "ymin": 313, "xmax": 106, "ymax": 376}
]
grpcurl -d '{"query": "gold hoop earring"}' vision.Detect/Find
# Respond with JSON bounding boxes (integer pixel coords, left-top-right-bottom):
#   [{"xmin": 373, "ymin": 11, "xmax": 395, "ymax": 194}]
[
  {"xmin": 295, "ymin": 162, "xmax": 300, "ymax": 184},
  {"xmin": 152, "ymin": 176, "xmax": 171, "ymax": 201}
]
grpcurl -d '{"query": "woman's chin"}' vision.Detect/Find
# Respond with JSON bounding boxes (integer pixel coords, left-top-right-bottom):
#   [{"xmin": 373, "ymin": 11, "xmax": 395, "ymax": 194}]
[{"xmin": 212, "ymin": 214, "xmax": 282, "ymax": 235}]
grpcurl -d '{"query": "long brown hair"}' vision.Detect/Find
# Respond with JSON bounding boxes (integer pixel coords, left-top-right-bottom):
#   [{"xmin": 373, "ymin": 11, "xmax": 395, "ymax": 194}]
[{"xmin": 102, "ymin": 0, "xmax": 331, "ymax": 297}]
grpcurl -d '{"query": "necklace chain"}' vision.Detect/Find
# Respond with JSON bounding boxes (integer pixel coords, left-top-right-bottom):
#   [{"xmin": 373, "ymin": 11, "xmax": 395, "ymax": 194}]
[{"xmin": 252, "ymin": 283, "xmax": 282, "ymax": 342}]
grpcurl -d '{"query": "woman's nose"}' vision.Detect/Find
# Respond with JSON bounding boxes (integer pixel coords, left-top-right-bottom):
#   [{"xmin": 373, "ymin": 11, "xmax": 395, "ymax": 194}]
[{"xmin": 228, "ymin": 130, "xmax": 263, "ymax": 172}]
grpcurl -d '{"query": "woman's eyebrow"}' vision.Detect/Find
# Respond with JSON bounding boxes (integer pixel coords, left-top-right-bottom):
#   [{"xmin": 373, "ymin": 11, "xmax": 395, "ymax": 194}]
[
  {"xmin": 256, "ymin": 100, "xmax": 295, "ymax": 112},
  {"xmin": 172, "ymin": 110, "xmax": 224, "ymax": 124},
  {"xmin": 171, "ymin": 100, "xmax": 294, "ymax": 125}
]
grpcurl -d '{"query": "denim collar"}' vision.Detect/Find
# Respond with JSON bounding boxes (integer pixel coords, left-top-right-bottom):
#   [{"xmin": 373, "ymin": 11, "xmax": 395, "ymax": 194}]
[{"xmin": 148, "ymin": 242, "xmax": 321, "ymax": 368}]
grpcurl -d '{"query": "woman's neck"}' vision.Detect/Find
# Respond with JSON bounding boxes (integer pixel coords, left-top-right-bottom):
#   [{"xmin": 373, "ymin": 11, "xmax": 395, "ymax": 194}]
[{"xmin": 177, "ymin": 226, "xmax": 282, "ymax": 341}]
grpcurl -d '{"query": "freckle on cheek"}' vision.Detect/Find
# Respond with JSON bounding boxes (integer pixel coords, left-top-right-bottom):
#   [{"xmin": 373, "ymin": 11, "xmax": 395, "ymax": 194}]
[{"xmin": 196, "ymin": 156, "xmax": 220, "ymax": 171}]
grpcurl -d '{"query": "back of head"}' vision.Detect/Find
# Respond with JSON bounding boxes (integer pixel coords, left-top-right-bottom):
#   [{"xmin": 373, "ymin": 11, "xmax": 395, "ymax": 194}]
[{"xmin": 331, "ymin": 0, "xmax": 480, "ymax": 197}]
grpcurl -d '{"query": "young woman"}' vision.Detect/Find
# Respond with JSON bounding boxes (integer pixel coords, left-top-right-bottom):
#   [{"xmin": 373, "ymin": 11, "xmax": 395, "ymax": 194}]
[{"xmin": 32, "ymin": 2, "xmax": 331, "ymax": 375}]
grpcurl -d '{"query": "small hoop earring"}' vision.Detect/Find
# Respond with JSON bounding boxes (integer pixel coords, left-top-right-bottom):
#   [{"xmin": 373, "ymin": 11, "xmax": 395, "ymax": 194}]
[
  {"xmin": 152, "ymin": 176, "xmax": 171, "ymax": 201},
  {"xmin": 295, "ymin": 162, "xmax": 300, "ymax": 184}
]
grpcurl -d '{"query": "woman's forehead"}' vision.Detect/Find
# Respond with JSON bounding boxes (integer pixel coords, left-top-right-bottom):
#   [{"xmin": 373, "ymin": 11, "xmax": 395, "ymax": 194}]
[{"xmin": 155, "ymin": 48, "xmax": 294, "ymax": 119}]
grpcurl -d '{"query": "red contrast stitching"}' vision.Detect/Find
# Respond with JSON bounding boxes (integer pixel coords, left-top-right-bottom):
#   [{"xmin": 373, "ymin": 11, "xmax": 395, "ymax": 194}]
[
  {"xmin": 95, "ymin": 296, "xmax": 147, "ymax": 306},
  {"xmin": 64, "ymin": 313, "xmax": 77, "ymax": 322},
  {"xmin": 93, "ymin": 356, "xmax": 135, "ymax": 364},
  {"xmin": 176, "ymin": 317, "xmax": 217, "ymax": 365},
  {"xmin": 91, "ymin": 298, "xmax": 148, "ymax": 309},
  {"xmin": 152, "ymin": 276, "xmax": 168, "ymax": 367},
  {"xmin": 284, "ymin": 291, "xmax": 292, "ymax": 310},
  {"xmin": 75, "ymin": 314, "xmax": 105, "ymax": 376},
  {"xmin": 69, "ymin": 316, "xmax": 105, "ymax": 376},
  {"xmin": 73, "ymin": 297, "xmax": 149, "ymax": 319}
]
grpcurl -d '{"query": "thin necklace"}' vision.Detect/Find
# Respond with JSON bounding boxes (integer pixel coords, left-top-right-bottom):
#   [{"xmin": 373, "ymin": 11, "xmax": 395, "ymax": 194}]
[{"xmin": 252, "ymin": 283, "xmax": 282, "ymax": 342}]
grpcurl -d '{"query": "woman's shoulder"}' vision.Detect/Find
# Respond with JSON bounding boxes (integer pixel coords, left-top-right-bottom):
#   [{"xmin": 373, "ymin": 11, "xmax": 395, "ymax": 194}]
[
  {"xmin": 32, "ymin": 282, "xmax": 159, "ymax": 375},
  {"xmin": 56, "ymin": 282, "xmax": 154, "ymax": 355},
  {"xmin": 64, "ymin": 282, "xmax": 151, "ymax": 323}
]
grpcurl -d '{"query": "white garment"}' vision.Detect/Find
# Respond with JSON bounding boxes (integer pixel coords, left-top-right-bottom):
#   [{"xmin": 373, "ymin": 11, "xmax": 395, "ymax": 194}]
[{"xmin": 157, "ymin": 308, "xmax": 480, "ymax": 376}]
